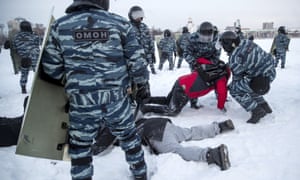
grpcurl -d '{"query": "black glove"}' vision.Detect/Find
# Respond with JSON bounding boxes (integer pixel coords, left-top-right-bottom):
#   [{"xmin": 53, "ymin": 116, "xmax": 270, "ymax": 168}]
[
  {"xmin": 174, "ymin": 52, "xmax": 177, "ymax": 59},
  {"xmin": 135, "ymin": 82, "xmax": 151, "ymax": 103}
]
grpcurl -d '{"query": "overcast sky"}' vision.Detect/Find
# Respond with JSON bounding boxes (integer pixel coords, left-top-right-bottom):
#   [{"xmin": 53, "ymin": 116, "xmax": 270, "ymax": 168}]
[{"xmin": 0, "ymin": 0, "xmax": 299, "ymax": 32}]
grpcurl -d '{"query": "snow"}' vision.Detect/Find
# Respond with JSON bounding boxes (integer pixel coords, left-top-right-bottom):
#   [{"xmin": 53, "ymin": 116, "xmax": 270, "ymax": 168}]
[{"xmin": 1, "ymin": 38, "xmax": 300, "ymax": 180}]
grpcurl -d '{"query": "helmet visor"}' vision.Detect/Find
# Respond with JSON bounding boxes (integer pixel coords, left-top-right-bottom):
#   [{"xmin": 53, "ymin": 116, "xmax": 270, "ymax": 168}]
[
  {"xmin": 200, "ymin": 29, "xmax": 213, "ymax": 36},
  {"xmin": 199, "ymin": 33, "xmax": 213, "ymax": 42},
  {"xmin": 131, "ymin": 10, "xmax": 144, "ymax": 20}
]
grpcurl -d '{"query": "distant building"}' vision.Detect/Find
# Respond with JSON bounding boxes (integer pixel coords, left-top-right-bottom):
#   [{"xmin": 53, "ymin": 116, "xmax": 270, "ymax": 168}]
[
  {"xmin": 262, "ymin": 22, "xmax": 274, "ymax": 30},
  {"xmin": 224, "ymin": 26, "xmax": 235, "ymax": 31}
]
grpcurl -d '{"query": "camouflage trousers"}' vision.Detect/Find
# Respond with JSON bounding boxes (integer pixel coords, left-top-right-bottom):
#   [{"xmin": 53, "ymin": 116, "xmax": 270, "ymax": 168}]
[
  {"xmin": 177, "ymin": 56, "xmax": 184, "ymax": 68},
  {"xmin": 20, "ymin": 67, "xmax": 30, "ymax": 87},
  {"xmin": 159, "ymin": 53, "xmax": 174, "ymax": 70},
  {"xmin": 275, "ymin": 50, "xmax": 286, "ymax": 67},
  {"xmin": 68, "ymin": 89, "xmax": 146, "ymax": 179},
  {"xmin": 229, "ymin": 78, "xmax": 267, "ymax": 112}
]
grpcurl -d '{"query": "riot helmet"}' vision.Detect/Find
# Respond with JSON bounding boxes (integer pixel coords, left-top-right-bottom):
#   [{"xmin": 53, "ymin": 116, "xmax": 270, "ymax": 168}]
[
  {"xmin": 128, "ymin": 6, "xmax": 144, "ymax": 23},
  {"xmin": 197, "ymin": 21, "xmax": 214, "ymax": 42},
  {"xmin": 66, "ymin": 0, "xmax": 110, "ymax": 13},
  {"xmin": 164, "ymin": 29, "xmax": 171, "ymax": 38},
  {"xmin": 278, "ymin": 26, "xmax": 287, "ymax": 34},
  {"xmin": 219, "ymin": 31, "xmax": 240, "ymax": 54},
  {"xmin": 182, "ymin": 26, "xmax": 189, "ymax": 33},
  {"xmin": 20, "ymin": 21, "xmax": 32, "ymax": 33}
]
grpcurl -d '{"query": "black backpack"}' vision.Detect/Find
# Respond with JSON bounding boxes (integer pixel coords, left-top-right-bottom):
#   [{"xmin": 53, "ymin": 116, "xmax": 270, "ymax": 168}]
[{"xmin": 195, "ymin": 61, "xmax": 228, "ymax": 84}]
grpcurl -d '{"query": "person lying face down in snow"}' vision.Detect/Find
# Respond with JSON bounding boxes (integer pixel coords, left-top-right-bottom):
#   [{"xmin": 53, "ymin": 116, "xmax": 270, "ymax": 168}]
[
  {"xmin": 92, "ymin": 108, "xmax": 235, "ymax": 171},
  {"xmin": 0, "ymin": 97, "xmax": 234, "ymax": 170},
  {"xmin": 140, "ymin": 57, "xmax": 230, "ymax": 117}
]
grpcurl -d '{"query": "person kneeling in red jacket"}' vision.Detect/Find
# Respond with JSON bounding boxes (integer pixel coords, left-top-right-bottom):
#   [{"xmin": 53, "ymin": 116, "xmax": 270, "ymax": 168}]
[{"xmin": 140, "ymin": 57, "xmax": 230, "ymax": 116}]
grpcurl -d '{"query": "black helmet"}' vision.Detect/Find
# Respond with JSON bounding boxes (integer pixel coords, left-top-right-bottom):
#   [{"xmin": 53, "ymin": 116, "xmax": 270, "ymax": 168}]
[
  {"xmin": 197, "ymin": 21, "xmax": 214, "ymax": 42},
  {"xmin": 219, "ymin": 31, "xmax": 240, "ymax": 54},
  {"xmin": 66, "ymin": 0, "xmax": 110, "ymax": 13},
  {"xmin": 182, "ymin": 26, "xmax": 189, "ymax": 33},
  {"xmin": 248, "ymin": 35, "xmax": 254, "ymax": 41},
  {"xmin": 20, "ymin": 21, "xmax": 32, "ymax": 33},
  {"xmin": 164, "ymin": 29, "xmax": 171, "ymax": 37},
  {"xmin": 128, "ymin": 6, "xmax": 144, "ymax": 23},
  {"xmin": 278, "ymin": 26, "xmax": 287, "ymax": 34}
]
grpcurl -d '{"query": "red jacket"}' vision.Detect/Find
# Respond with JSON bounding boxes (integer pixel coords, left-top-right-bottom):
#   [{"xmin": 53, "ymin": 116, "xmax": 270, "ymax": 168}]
[{"xmin": 178, "ymin": 58, "xmax": 230, "ymax": 109}]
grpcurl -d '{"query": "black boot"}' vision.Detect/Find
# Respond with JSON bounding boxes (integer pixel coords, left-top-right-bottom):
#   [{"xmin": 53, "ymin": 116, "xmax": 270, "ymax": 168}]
[
  {"xmin": 131, "ymin": 159, "xmax": 147, "ymax": 180},
  {"xmin": 260, "ymin": 102, "xmax": 272, "ymax": 114},
  {"xmin": 134, "ymin": 173, "xmax": 147, "ymax": 180},
  {"xmin": 21, "ymin": 85, "xmax": 27, "ymax": 94},
  {"xmin": 74, "ymin": 177, "xmax": 92, "ymax": 180},
  {"xmin": 218, "ymin": 119, "xmax": 235, "ymax": 133},
  {"xmin": 206, "ymin": 144, "xmax": 231, "ymax": 171},
  {"xmin": 247, "ymin": 105, "xmax": 267, "ymax": 124},
  {"xmin": 190, "ymin": 100, "xmax": 203, "ymax": 109}
]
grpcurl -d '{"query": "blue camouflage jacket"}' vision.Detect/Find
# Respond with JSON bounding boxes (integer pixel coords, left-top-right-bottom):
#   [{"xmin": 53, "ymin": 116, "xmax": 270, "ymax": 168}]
[
  {"xmin": 13, "ymin": 32, "xmax": 40, "ymax": 60},
  {"xmin": 158, "ymin": 36, "xmax": 176, "ymax": 55},
  {"xmin": 177, "ymin": 32, "xmax": 190, "ymax": 52},
  {"xmin": 229, "ymin": 40, "xmax": 276, "ymax": 82},
  {"xmin": 131, "ymin": 22, "xmax": 155, "ymax": 64},
  {"xmin": 184, "ymin": 32, "xmax": 219, "ymax": 65},
  {"xmin": 41, "ymin": 9, "xmax": 149, "ymax": 96},
  {"xmin": 274, "ymin": 33, "xmax": 290, "ymax": 53}
]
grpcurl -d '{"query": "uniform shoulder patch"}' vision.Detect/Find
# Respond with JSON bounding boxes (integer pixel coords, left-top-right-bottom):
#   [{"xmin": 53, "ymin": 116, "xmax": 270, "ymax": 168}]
[{"xmin": 73, "ymin": 29, "xmax": 109, "ymax": 42}]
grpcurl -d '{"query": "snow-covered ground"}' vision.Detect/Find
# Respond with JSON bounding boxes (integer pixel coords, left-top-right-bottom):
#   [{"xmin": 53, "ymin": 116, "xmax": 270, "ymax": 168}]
[{"xmin": 1, "ymin": 38, "xmax": 300, "ymax": 180}]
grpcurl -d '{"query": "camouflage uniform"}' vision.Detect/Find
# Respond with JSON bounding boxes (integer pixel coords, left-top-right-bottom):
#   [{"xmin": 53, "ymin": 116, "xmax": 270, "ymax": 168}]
[
  {"xmin": 228, "ymin": 40, "xmax": 276, "ymax": 112},
  {"xmin": 176, "ymin": 31, "xmax": 190, "ymax": 68},
  {"xmin": 184, "ymin": 31, "xmax": 221, "ymax": 108},
  {"xmin": 184, "ymin": 32, "xmax": 219, "ymax": 69},
  {"xmin": 13, "ymin": 28, "xmax": 40, "ymax": 93},
  {"xmin": 158, "ymin": 36, "xmax": 176, "ymax": 70},
  {"xmin": 41, "ymin": 6, "xmax": 148, "ymax": 180},
  {"xmin": 131, "ymin": 22, "xmax": 155, "ymax": 74},
  {"xmin": 273, "ymin": 33, "xmax": 290, "ymax": 68}
]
